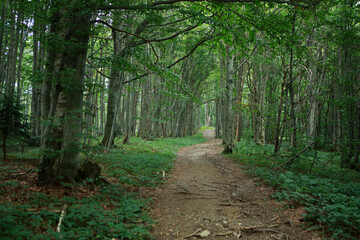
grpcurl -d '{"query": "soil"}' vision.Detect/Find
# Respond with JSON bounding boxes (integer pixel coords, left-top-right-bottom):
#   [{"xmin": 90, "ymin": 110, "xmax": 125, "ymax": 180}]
[{"xmin": 150, "ymin": 129, "xmax": 321, "ymax": 240}]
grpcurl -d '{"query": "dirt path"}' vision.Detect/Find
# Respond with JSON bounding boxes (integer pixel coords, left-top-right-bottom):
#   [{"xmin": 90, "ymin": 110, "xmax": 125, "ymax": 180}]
[{"xmin": 150, "ymin": 129, "xmax": 319, "ymax": 240}]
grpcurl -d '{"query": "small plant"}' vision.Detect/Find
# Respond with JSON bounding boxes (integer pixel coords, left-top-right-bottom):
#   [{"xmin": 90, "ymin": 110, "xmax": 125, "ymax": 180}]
[
  {"xmin": 1, "ymin": 132, "xmax": 207, "ymax": 239},
  {"xmin": 233, "ymin": 138, "xmax": 360, "ymax": 239}
]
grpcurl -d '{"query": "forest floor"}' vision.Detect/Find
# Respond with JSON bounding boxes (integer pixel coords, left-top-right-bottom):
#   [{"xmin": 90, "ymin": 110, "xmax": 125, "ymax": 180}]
[{"xmin": 150, "ymin": 129, "xmax": 321, "ymax": 240}]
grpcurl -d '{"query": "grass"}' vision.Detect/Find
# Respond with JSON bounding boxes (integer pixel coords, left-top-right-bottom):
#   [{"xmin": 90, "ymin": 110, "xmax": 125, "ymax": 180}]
[
  {"xmin": 0, "ymin": 132, "xmax": 207, "ymax": 239},
  {"xmin": 96, "ymin": 133, "xmax": 207, "ymax": 187},
  {"xmin": 232, "ymin": 139, "xmax": 360, "ymax": 239}
]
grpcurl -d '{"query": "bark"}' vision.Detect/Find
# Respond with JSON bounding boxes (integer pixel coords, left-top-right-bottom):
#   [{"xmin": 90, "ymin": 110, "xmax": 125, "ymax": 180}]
[
  {"xmin": 249, "ymin": 51, "xmax": 266, "ymax": 145},
  {"xmin": 222, "ymin": 46, "xmax": 235, "ymax": 153},
  {"xmin": 288, "ymin": 13, "xmax": 297, "ymax": 149},
  {"xmin": 38, "ymin": 1, "xmax": 91, "ymax": 185},
  {"xmin": 101, "ymin": 16, "xmax": 149, "ymax": 146},
  {"xmin": 31, "ymin": 9, "xmax": 42, "ymax": 138},
  {"xmin": 99, "ymin": 76, "xmax": 105, "ymax": 135},
  {"xmin": 0, "ymin": 1, "xmax": 7, "ymax": 90},
  {"xmin": 101, "ymin": 17, "xmax": 126, "ymax": 146},
  {"xmin": 4, "ymin": 3, "xmax": 19, "ymax": 97},
  {"xmin": 16, "ymin": 19, "xmax": 26, "ymax": 104},
  {"xmin": 235, "ymin": 62, "xmax": 245, "ymax": 142},
  {"xmin": 274, "ymin": 71, "xmax": 287, "ymax": 154}
]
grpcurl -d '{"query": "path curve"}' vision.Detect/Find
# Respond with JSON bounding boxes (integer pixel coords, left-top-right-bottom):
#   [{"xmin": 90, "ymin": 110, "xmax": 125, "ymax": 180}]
[{"xmin": 150, "ymin": 129, "xmax": 319, "ymax": 240}]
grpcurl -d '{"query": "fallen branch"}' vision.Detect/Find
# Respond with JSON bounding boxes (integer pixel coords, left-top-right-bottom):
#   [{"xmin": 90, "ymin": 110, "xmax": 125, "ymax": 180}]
[
  {"xmin": 184, "ymin": 228, "xmax": 202, "ymax": 238},
  {"xmin": 274, "ymin": 142, "xmax": 314, "ymax": 170},
  {"xmin": 238, "ymin": 224, "xmax": 279, "ymax": 231},
  {"xmin": 255, "ymin": 229, "xmax": 294, "ymax": 239},
  {"xmin": 214, "ymin": 231, "xmax": 233, "ymax": 236},
  {"xmin": 56, "ymin": 204, "xmax": 68, "ymax": 234}
]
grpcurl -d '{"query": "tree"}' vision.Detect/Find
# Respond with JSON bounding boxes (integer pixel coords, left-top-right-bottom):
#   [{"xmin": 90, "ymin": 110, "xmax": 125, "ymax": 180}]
[
  {"xmin": 38, "ymin": 0, "xmax": 92, "ymax": 184},
  {"xmin": 0, "ymin": 94, "xmax": 29, "ymax": 160}
]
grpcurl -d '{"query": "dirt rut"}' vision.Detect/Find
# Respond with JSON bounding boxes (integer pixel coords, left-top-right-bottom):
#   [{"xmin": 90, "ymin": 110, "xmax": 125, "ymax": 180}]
[{"xmin": 150, "ymin": 129, "xmax": 319, "ymax": 240}]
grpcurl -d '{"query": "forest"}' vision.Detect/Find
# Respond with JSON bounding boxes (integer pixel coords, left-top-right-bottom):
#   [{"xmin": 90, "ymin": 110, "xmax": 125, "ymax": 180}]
[{"xmin": 0, "ymin": 0, "xmax": 359, "ymax": 239}]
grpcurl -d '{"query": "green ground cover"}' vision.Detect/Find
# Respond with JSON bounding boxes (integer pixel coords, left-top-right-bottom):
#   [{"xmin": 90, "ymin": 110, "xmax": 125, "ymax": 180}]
[
  {"xmin": 232, "ymin": 139, "xmax": 360, "ymax": 239},
  {"xmin": 0, "ymin": 133, "xmax": 207, "ymax": 239}
]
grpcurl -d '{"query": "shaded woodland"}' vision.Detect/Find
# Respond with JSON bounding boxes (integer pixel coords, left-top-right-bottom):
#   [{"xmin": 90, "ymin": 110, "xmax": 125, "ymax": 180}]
[{"xmin": 0, "ymin": 0, "xmax": 359, "ymax": 239}]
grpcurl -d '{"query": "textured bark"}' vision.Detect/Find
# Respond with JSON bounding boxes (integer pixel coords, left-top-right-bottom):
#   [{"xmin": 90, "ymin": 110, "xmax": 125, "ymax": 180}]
[
  {"xmin": 288, "ymin": 13, "xmax": 297, "ymax": 149},
  {"xmin": 4, "ymin": 3, "xmax": 20, "ymax": 97},
  {"xmin": 0, "ymin": 2, "xmax": 7, "ymax": 90},
  {"xmin": 249, "ymin": 54, "xmax": 266, "ymax": 145},
  {"xmin": 235, "ymin": 62, "xmax": 245, "ymax": 142},
  {"xmin": 101, "ymin": 16, "xmax": 149, "ymax": 146},
  {"xmin": 307, "ymin": 44, "xmax": 323, "ymax": 146},
  {"xmin": 38, "ymin": 1, "xmax": 91, "ymax": 185},
  {"xmin": 274, "ymin": 71, "xmax": 287, "ymax": 154},
  {"xmin": 222, "ymin": 46, "xmax": 235, "ymax": 153},
  {"xmin": 101, "ymin": 20, "xmax": 125, "ymax": 146}
]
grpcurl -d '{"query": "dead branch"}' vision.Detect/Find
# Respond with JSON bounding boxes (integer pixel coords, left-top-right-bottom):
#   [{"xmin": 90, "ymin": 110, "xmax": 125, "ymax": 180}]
[
  {"xmin": 238, "ymin": 224, "xmax": 279, "ymax": 231},
  {"xmin": 255, "ymin": 229, "xmax": 294, "ymax": 239},
  {"xmin": 274, "ymin": 142, "xmax": 314, "ymax": 170},
  {"xmin": 56, "ymin": 204, "xmax": 68, "ymax": 234},
  {"xmin": 214, "ymin": 231, "xmax": 233, "ymax": 236},
  {"xmin": 184, "ymin": 228, "xmax": 202, "ymax": 238}
]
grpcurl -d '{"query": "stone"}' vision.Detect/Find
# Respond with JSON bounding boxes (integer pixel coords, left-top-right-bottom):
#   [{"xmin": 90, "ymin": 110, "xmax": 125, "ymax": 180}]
[{"xmin": 199, "ymin": 230, "xmax": 211, "ymax": 238}]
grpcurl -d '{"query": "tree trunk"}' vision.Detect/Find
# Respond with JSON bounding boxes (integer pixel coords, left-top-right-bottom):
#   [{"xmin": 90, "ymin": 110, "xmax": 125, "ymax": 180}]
[
  {"xmin": 235, "ymin": 62, "xmax": 245, "ymax": 142},
  {"xmin": 288, "ymin": 13, "xmax": 297, "ymax": 149},
  {"xmin": 222, "ymin": 46, "xmax": 235, "ymax": 153},
  {"xmin": 274, "ymin": 71, "xmax": 287, "ymax": 154},
  {"xmin": 38, "ymin": 1, "xmax": 91, "ymax": 185},
  {"xmin": 101, "ymin": 18, "xmax": 125, "ymax": 146}
]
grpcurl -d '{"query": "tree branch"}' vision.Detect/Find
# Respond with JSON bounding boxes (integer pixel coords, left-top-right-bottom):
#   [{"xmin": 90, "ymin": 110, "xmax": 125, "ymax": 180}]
[
  {"xmin": 147, "ymin": 16, "xmax": 192, "ymax": 27},
  {"xmin": 234, "ymin": 44, "xmax": 257, "ymax": 72},
  {"xmin": 274, "ymin": 142, "xmax": 314, "ymax": 170},
  {"xmin": 97, "ymin": 0, "xmax": 323, "ymax": 11},
  {"xmin": 86, "ymin": 59, "xmax": 113, "ymax": 79},
  {"xmin": 123, "ymin": 33, "xmax": 215, "ymax": 84},
  {"xmin": 146, "ymin": 25, "xmax": 199, "ymax": 43}
]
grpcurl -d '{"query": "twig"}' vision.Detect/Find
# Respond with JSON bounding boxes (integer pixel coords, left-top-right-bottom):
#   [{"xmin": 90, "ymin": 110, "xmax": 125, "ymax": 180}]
[
  {"xmin": 238, "ymin": 224, "xmax": 279, "ymax": 231},
  {"xmin": 214, "ymin": 231, "xmax": 233, "ymax": 236},
  {"xmin": 274, "ymin": 142, "xmax": 314, "ymax": 170},
  {"xmin": 56, "ymin": 204, "xmax": 68, "ymax": 234},
  {"xmin": 255, "ymin": 229, "xmax": 294, "ymax": 239},
  {"xmin": 270, "ymin": 216, "xmax": 280, "ymax": 222},
  {"xmin": 184, "ymin": 228, "xmax": 202, "ymax": 238}
]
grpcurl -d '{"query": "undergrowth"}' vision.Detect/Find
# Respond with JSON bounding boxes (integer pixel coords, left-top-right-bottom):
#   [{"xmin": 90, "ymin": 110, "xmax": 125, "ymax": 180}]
[
  {"xmin": 96, "ymin": 133, "xmax": 207, "ymax": 187},
  {"xmin": 233, "ymin": 139, "xmax": 360, "ymax": 239},
  {"xmin": 0, "ymin": 133, "xmax": 207, "ymax": 239}
]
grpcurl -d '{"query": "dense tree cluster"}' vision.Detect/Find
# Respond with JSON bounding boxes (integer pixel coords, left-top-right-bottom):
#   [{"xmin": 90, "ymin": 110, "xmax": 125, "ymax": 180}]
[{"xmin": 0, "ymin": 0, "xmax": 359, "ymax": 183}]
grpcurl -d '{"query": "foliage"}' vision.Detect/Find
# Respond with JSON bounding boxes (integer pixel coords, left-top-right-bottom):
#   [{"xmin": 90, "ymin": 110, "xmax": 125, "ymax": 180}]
[
  {"xmin": 0, "ymin": 185, "xmax": 152, "ymax": 240},
  {"xmin": 0, "ymin": 133, "xmax": 206, "ymax": 239},
  {"xmin": 233, "ymin": 139, "xmax": 360, "ymax": 239},
  {"xmin": 0, "ymin": 94, "xmax": 30, "ymax": 160},
  {"xmin": 95, "ymin": 133, "xmax": 207, "ymax": 187},
  {"xmin": 199, "ymin": 126, "xmax": 214, "ymax": 133}
]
